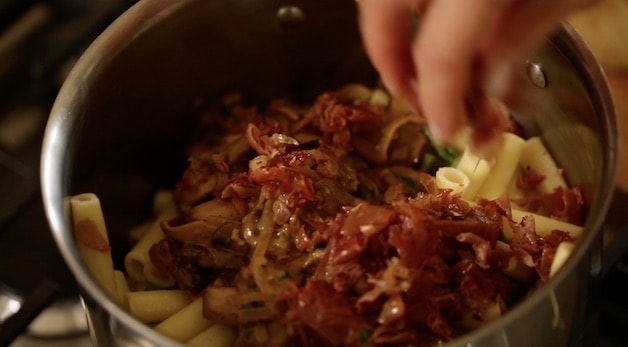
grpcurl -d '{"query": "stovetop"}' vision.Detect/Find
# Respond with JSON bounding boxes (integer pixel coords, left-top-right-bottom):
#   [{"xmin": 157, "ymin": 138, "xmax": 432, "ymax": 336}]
[
  {"xmin": 0, "ymin": 1, "xmax": 134, "ymax": 345},
  {"xmin": 0, "ymin": 1, "xmax": 627, "ymax": 346}
]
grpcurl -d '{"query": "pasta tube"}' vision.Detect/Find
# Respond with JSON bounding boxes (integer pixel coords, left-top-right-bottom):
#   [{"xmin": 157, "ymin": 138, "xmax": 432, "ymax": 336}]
[
  {"xmin": 519, "ymin": 137, "xmax": 567, "ymax": 194},
  {"xmin": 511, "ymin": 209, "xmax": 583, "ymax": 239},
  {"xmin": 506, "ymin": 172, "xmax": 526, "ymax": 200},
  {"xmin": 69, "ymin": 193, "xmax": 117, "ymax": 299},
  {"xmin": 335, "ymin": 83, "xmax": 373, "ymax": 104},
  {"xmin": 154, "ymin": 297, "xmax": 213, "ymax": 342},
  {"xmin": 187, "ymin": 324, "xmax": 237, "ymax": 347},
  {"xmin": 435, "ymin": 167, "xmax": 470, "ymax": 195},
  {"xmin": 114, "ymin": 270, "xmax": 130, "ymax": 308},
  {"xmin": 456, "ymin": 147, "xmax": 491, "ymax": 200},
  {"xmin": 477, "ymin": 132, "xmax": 526, "ymax": 200},
  {"xmin": 127, "ymin": 289, "xmax": 192, "ymax": 323},
  {"xmin": 369, "ymin": 88, "xmax": 390, "ymax": 107},
  {"xmin": 124, "ymin": 221, "xmax": 175, "ymax": 287},
  {"xmin": 124, "ymin": 191, "xmax": 178, "ymax": 287},
  {"xmin": 501, "ymin": 210, "xmax": 583, "ymax": 243}
]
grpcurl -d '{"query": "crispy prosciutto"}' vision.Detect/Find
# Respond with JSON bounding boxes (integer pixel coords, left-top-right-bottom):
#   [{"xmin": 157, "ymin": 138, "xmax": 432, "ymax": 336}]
[
  {"xmin": 145, "ymin": 87, "xmax": 584, "ymax": 347},
  {"xmin": 515, "ymin": 186, "xmax": 585, "ymax": 225}
]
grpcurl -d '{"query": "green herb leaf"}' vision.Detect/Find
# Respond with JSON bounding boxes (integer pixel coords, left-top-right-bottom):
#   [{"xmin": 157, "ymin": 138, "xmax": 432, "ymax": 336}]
[
  {"xmin": 357, "ymin": 328, "xmax": 372, "ymax": 344},
  {"xmin": 423, "ymin": 127, "xmax": 461, "ymax": 168}
]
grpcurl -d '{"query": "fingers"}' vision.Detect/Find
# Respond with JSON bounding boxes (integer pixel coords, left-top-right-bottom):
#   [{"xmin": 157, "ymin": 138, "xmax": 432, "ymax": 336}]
[
  {"xmin": 412, "ymin": 0, "xmax": 510, "ymax": 143},
  {"xmin": 358, "ymin": 0, "xmax": 419, "ymax": 108},
  {"xmin": 358, "ymin": 0, "xmax": 594, "ymax": 145}
]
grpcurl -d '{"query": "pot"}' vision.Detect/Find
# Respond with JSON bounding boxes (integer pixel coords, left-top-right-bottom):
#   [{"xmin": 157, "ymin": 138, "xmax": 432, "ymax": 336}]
[{"xmin": 40, "ymin": 0, "xmax": 617, "ymax": 346}]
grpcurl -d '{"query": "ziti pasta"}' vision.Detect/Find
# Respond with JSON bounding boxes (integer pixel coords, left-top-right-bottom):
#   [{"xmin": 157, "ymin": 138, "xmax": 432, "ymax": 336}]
[{"xmin": 69, "ymin": 84, "xmax": 585, "ymax": 347}]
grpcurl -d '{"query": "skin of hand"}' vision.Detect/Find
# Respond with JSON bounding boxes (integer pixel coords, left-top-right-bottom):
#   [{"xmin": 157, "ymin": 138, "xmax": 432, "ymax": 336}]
[{"xmin": 358, "ymin": 0, "xmax": 598, "ymax": 144}]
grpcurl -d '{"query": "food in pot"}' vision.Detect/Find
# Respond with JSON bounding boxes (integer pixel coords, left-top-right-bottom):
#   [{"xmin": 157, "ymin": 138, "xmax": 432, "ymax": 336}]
[{"xmin": 67, "ymin": 84, "xmax": 584, "ymax": 347}]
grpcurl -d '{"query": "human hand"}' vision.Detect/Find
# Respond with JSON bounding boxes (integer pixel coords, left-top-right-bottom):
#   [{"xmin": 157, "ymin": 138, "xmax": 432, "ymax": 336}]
[{"xmin": 358, "ymin": 0, "xmax": 597, "ymax": 144}]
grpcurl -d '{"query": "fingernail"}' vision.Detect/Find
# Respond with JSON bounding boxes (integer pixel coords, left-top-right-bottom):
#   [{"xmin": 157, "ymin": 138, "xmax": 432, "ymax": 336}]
[
  {"xmin": 380, "ymin": 75, "xmax": 397, "ymax": 95},
  {"xmin": 409, "ymin": 78, "xmax": 419, "ymax": 97},
  {"xmin": 428, "ymin": 122, "xmax": 447, "ymax": 144},
  {"xmin": 430, "ymin": 114, "xmax": 462, "ymax": 145}
]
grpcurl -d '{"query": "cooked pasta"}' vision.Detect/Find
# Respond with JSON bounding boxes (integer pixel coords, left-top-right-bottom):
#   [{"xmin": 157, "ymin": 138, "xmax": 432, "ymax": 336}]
[
  {"xmin": 114, "ymin": 270, "xmax": 130, "ymax": 308},
  {"xmin": 519, "ymin": 136, "xmax": 567, "ymax": 194},
  {"xmin": 154, "ymin": 297, "xmax": 213, "ymax": 342},
  {"xmin": 477, "ymin": 132, "xmax": 526, "ymax": 200},
  {"xmin": 69, "ymin": 193, "xmax": 117, "ymax": 301},
  {"xmin": 127, "ymin": 289, "xmax": 192, "ymax": 323},
  {"xmin": 125, "ymin": 191, "xmax": 178, "ymax": 287},
  {"xmin": 435, "ymin": 167, "xmax": 470, "ymax": 195},
  {"xmin": 456, "ymin": 146, "xmax": 491, "ymax": 200},
  {"xmin": 69, "ymin": 84, "xmax": 586, "ymax": 347},
  {"xmin": 510, "ymin": 209, "xmax": 583, "ymax": 239},
  {"xmin": 187, "ymin": 324, "xmax": 237, "ymax": 347}
]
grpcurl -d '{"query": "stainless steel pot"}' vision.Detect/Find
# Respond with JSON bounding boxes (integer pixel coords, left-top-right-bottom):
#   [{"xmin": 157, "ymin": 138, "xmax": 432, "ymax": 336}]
[{"xmin": 40, "ymin": 0, "xmax": 617, "ymax": 346}]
